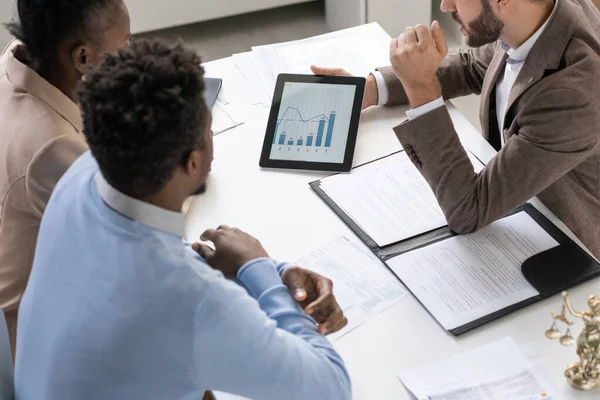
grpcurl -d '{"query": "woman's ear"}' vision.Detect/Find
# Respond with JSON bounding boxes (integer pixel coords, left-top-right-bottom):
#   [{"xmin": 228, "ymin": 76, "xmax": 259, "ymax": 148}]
[{"xmin": 73, "ymin": 46, "xmax": 89, "ymax": 75}]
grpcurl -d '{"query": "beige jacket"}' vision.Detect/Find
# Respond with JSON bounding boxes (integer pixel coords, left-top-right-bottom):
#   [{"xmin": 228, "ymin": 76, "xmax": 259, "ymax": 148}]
[
  {"xmin": 0, "ymin": 41, "xmax": 88, "ymax": 354},
  {"xmin": 379, "ymin": 0, "xmax": 600, "ymax": 257}
]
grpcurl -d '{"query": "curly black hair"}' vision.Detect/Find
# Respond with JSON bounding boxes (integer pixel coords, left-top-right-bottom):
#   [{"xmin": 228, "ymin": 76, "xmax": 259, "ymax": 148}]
[
  {"xmin": 5, "ymin": 0, "xmax": 122, "ymax": 65},
  {"xmin": 77, "ymin": 39, "xmax": 208, "ymax": 198}
]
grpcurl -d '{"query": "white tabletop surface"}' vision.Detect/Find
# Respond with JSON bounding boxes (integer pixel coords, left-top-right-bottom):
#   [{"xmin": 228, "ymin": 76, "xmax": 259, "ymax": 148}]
[{"xmin": 185, "ymin": 74, "xmax": 600, "ymax": 399}]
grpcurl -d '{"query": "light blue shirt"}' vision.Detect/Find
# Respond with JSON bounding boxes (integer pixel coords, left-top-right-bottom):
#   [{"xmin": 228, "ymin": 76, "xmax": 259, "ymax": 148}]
[{"xmin": 15, "ymin": 152, "xmax": 351, "ymax": 400}]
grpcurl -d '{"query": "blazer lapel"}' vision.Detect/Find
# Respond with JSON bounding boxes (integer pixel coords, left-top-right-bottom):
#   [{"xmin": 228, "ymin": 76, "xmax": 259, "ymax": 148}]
[
  {"xmin": 480, "ymin": 46, "xmax": 507, "ymax": 141},
  {"xmin": 505, "ymin": 0, "xmax": 577, "ymax": 125}
]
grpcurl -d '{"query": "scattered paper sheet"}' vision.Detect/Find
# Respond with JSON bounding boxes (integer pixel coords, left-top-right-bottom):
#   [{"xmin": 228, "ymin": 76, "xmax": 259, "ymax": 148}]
[
  {"xmin": 319, "ymin": 151, "xmax": 484, "ymax": 247},
  {"xmin": 202, "ymin": 57, "xmax": 249, "ymax": 134},
  {"xmin": 296, "ymin": 236, "xmax": 407, "ymax": 341},
  {"xmin": 387, "ymin": 212, "xmax": 559, "ymax": 330},
  {"xmin": 398, "ymin": 337, "xmax": 558, "ymax": 400}
]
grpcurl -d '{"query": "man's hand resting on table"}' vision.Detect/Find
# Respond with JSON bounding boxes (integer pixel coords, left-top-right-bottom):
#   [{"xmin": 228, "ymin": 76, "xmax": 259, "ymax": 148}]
[
  {"xmin": 310, "ymin": 65, "xmax": 378, "ymax": 110},
  {"xmin": 281, "ymin": 266, "xmax": 348, "ymax": 335},
  {"xmin": 192, "ymin": 226, "xmax": 347, "ymax": 335}
]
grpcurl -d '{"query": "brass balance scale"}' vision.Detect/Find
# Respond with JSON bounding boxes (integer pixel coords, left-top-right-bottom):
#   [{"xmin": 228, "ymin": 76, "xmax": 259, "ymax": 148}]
[{"xmin": 545, "ymin": 292, "xmax": 600, "ymax": 391}]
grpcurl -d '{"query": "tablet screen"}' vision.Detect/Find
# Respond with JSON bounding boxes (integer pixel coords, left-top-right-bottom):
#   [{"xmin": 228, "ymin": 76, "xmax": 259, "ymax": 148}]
[{"xmin": 269, "ymin": 82, "xmax": 357, "ymax": 164}]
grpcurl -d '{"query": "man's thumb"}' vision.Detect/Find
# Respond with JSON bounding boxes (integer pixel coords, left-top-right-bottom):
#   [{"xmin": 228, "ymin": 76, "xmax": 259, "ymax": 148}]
[
  {"xmin": 282, "ymin": 268, "xmax": 308, "ymax": 301},
  {"xmin": 431, "ymin": 21, "xmax": 449, "ymax": 57}
]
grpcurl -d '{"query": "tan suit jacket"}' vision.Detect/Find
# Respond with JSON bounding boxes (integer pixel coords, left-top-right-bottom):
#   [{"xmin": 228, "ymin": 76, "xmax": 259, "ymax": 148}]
[
  {"xmin": 379, "ymin": 0, "xmax": 600, "ymax": 258},
  {"xmin": 0, "ymin": 41, "xmax": 88, "ymax": 355}
]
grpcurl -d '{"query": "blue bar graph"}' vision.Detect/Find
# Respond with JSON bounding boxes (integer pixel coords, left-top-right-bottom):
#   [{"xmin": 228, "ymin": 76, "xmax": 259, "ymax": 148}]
[
  {"xmin": 297, "ymin": 138, "xmax": 304, "ymax": 146},
  {"xmin": 325, "ymin": 112, "xmax": 336, "ymax": 147},
  {"xmin": 306, "ymin": 135, "xmax": 314, "ymax": 146},
  {"xmin": 278, "ymin": 133, "xmax": 286, "ymax": 145},
  {"xmin": 287, "ymin": 139, "xmax": 294, "ymax": 145},
  {"xmin": 316, "ymin": 119, "xmax": 326, "ymax": 147},
  {"xmin": 273, "ymin": 122, "xmax": 280, "ymax": 144}
]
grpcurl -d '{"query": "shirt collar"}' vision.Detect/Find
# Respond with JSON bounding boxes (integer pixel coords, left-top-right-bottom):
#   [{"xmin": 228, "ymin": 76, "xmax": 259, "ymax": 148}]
[
  {"xmin": 95, "ymin": 172, "xmax": 186, "ymax": 238},
  {"xmin": 500, "ymin": 0, "xmax": 558, "ymax": 64},
  {"xmin": 5, "ymin": 42, "xmax": 83, "ymax": 132}
]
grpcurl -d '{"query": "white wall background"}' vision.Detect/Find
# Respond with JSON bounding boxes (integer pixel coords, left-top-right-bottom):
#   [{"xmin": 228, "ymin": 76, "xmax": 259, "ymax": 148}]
[{"xmin": 0, "ymin": 1, "xmax": 15, "ymax": 50}]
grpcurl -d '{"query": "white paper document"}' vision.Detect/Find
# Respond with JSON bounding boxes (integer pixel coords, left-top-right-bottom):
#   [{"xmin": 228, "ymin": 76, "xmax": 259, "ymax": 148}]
[
  {"xmin": 398, "ymin": 337, "xmax": 557, "ymax": 400},
  {"xmin": 387, "ymin": 212, "xmax": 559, "ymax": 330},
  {"xmin": 202, "ymin": 57, "xmax": 249, "ymax": 134},
  {"xmin": 319, "ymin": 151, "xmax": 484, "ymax": 247},
  {"xmin": 251, "ymin": 23, "xmax": 392, "ymax": 98},
  {"xmin": 296, "ymin": 236, "xmax": 407, "ymax": 341}
]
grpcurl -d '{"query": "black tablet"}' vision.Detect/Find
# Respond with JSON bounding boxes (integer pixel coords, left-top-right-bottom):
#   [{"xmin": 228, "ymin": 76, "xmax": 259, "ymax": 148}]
[{"xmin": 259, "ymin": 74, "xmax": 365, "ymax": 172}]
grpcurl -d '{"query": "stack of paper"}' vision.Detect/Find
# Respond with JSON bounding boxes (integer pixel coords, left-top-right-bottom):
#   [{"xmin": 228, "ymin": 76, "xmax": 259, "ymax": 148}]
[
  {"xmin": 231, "ymin": 23, "xmax": 393, "ymax": 107},
  {"xmin": 398, "ymin": 337, "xmax": 560, "ymax": 400},
  {"xmin": 203, "ymin": 23, "xmax": 393, "ymax": 135}
]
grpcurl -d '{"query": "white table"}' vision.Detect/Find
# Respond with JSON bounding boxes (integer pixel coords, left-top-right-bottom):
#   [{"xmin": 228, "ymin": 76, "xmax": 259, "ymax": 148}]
[{"xmin": 185, "ymin": 72, "xmax": 600, "ymax": 399}]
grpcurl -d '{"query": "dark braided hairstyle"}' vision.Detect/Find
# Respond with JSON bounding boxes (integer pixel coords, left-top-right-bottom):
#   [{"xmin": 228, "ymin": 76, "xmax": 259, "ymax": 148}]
[
  {"xmin": 5, "ymin": 0, "xmax": 122, "ymax": 65},
  {"xmin": 77, "ymin": 39, "xmax": 208, "ymax": 198}
]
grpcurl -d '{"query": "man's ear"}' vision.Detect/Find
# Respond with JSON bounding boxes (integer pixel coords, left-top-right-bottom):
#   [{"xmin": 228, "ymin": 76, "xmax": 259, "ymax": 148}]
[
  {"xmin": 73, "ymin": 46, "xmax": 89, "ymax": 75},
  {"xmin": 185, "ymin": 149, "xmax": 206, "ymax": 177},
  {"xmin": 496, "ymin": 0, "xmax": 512, "ymax": 13}
]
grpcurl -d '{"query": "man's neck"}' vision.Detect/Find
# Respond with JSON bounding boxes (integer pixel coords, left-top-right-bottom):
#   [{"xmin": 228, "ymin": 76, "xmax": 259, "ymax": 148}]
[
  {"xmin": 142, "ymin": 190, "xmax": 185, "ymax": 214},
  {"xmin": 500, "ymin": 1, "xmax": 555, "ymax": 49}
]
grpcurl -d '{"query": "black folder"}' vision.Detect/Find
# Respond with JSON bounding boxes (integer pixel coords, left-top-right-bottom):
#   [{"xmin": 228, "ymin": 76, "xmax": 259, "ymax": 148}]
[{"xmin": 310, "ymin": 151, "xmax": 600, "ymax": 335}]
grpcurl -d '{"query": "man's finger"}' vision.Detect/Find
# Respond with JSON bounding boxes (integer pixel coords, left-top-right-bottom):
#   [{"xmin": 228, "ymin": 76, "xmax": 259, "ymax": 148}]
[
  {"xmin": 404, "ymin": 27, "xmax": 417, "ymax": 45},
  {"xmin": 217, "ymin": 225, "xmax": 232, "ymax": 231},
  {"xmin": 318, "ymin": 309, "xmax": 345, "ymax": 334},
  {"xmin": 200, "ymin": 229, "xmax": 220, "ymax": 242},
  {"xmin": 390, "ymin": 38, "xmax": 399, "ymax": 53},
  {"xmin": 431, "ymin": 20, "xmax": 449, "ymax": 57},
  {"xmin": 310, "ymin": 65, "xmax": 348, "ymax": 76},
  {"xmin": 415, "ymin": 24, "xmax": 432, "ymax": 46},
  {"xmin": 191, "ymin": 242, "xmax": 201, "ymax": 252},
  {"xmin": 305, "ymin": 278, "xmax": 334, "ymax": 314},
  {"xmin": 281, "ymin": 268, "xmax": 309, "ymax": 302},
  {"xmin": 197, "ymin": 244, "xmax": 216, "ymax": 261},
  {"xmin": 328, "ymin": 316, "xmax": 349, "ymax": 334}
]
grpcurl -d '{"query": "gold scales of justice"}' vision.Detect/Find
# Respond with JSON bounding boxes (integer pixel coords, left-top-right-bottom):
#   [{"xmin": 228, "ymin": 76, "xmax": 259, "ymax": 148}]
[{"xmin": 545, "ymin": 291, "xmax": 600, "ymax": 391}]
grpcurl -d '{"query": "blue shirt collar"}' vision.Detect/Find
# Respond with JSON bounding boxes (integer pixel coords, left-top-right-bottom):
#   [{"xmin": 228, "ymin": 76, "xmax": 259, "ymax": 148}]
[{"xmin": 95, "ymin": 172, "xmax": 186, "ymax": 238}]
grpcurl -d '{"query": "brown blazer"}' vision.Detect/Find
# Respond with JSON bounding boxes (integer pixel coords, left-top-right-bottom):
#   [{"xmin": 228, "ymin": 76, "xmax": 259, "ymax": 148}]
[
  {"xmin": 0, "ymin": 41, "xmax": 88, "ymax": 355},
  {"xmin": 378, "ymin": 0, "xmax": 600, "ymax": 258}
]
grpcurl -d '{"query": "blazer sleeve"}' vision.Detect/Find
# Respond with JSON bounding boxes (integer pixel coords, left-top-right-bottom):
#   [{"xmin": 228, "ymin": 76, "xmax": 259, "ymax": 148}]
[
  {"xmin": 377, "ymin": 43, "xmax": 497, "ymax": 106},
  {"xmin": 25, "ymin": 134, "xmax": 89, "ymax": 218},
  {"xmin": 392, "ymin": 87, "xmax": 599, "ymax": 233}
]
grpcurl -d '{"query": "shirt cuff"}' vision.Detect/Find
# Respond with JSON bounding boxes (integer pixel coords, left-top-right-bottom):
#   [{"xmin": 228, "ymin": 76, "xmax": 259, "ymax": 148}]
[
  {"xmin": 238, "ymin": 258, "xmax": 284, "ymax": 299},
  {"xmin": 405, "ymin": 96, "xmax": 445, "ymax": 120},
  {"xmin": 372, "ymin": 71, "xmax": 388, "ymax": 106}
]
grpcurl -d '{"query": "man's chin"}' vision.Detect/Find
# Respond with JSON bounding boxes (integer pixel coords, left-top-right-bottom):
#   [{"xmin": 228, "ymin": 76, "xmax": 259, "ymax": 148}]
[{"xmin": 192, "ymin": 183, "xmax": 207, "ymax": 196}]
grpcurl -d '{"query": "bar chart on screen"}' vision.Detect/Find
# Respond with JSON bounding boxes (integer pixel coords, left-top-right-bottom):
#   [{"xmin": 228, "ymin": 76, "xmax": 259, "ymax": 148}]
[{"xmin": 269, "ymin": 82, "xmax": 356, "ymax": 164}]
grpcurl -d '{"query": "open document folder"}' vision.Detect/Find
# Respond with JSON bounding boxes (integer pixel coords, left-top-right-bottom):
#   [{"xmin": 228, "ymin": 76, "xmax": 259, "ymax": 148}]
[
  {"xmin": 398, "ymin": 337, "xmax": 561, "ymax": 400},
  {"xmin": 311, "ymin": 151, "xmax": 600, "ymax": 334}
]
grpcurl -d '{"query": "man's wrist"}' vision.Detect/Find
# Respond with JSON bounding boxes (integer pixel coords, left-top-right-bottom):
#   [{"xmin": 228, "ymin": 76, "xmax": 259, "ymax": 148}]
[
  {"xmin": 404, "ymin": 78, "xmax": 442, "ymax": 109},
  {"xmin": 238, "ymin": 258, "xmax": 283, "ymax": 299}
]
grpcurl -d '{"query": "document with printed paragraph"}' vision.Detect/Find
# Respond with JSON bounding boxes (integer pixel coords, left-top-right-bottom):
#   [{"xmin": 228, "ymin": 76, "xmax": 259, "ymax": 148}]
[
  {"xmin": 398, "ymin": 337, "xmax": 560, "ymax": 400},
  {"xmin": 296, "ymin": 236, "xmax": 407, "ymax": 341},
  {"xmin": 386, "ymin": 212, "xmax": 559, "ymax": 331},
  {"xmin": 318, "ymin": 151, "xmax": 484, "ymax": 247}
]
